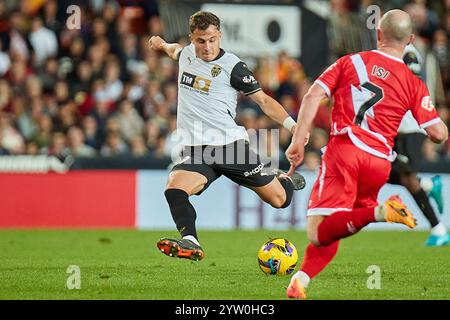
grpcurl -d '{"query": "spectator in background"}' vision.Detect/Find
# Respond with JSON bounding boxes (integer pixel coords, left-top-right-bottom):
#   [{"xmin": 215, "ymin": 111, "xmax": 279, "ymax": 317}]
[
  {"xmin": 54, "ymin": 80, "xmax": 70, "ymax": 106},
  {"xmin": 25, "ymin": 141, "xmax": 39, "ymax": 155},
  {"xmin": 25, "ymin": 75, "xmax": 43, "ymax": 100},
  {"xmin": 6, "ymin": 59, "xmax": 31, "ymax": 93},
  {"xmin": 0, "ymin": 79, "xmax": 11, "ymax": 111},
  {"xmin": 8, "ymin": 10, "xmax": 30, "ymax": 62},
  {"xmin": 404, "ymin": 3, "xmax": 447, "ymax": 108},
  {"xmin": 307, "ymin": 128, "xmax": 329, "ymax": 154},
  {"xmin": 0, "ymin": 41, "xmax": 10, "ymax": 76},
  {"xmin": 145, "ymin": 118, "xmax": 163, "ymax": 152},
  {"xmin": 116, "ymin": 99, "xmax": 145, "ymax": 142},
  {"xmin": 302, "ymin": 151, "xmax": 321, "ymax": 172},
  {"xmin": 12, "ymin": 95, "xmax": 36, "ymax": 140},
  {"xmin": 55, "ymin": 101, "xmax": 77, "ymax": 132},
  {"xmin": 81, "ymin": 115, "xmax": 101, "ymax": 150},
  {"xmin": 67, "ymin": 126, "xmax": 97, "ymax": 157},
  {"xmin": 87, "ymin": 43, "xmax": 105, "ymax": 80},
  {"xmin": 45, "ymin": 131, "xmax": 70, "ymax": 160},
  {"xmin": 118, "ymin": 32, "xmax": 140, "ymax": 74},
  {"xmin": 42, "ymin": 0, "xmax": 61, "ymax": 35},
  {"xmin": 125, "ymin": 61, "xmax": 148, "ymax": 103},
  {"xmin": 130, "ymin": 135, "xmax": 149, "ymax": 157},
  {"xmin": 162, "ymin": 82, "xmax": 178, "ymax": 114},
  {"xmin": 100, "ymin": 131, "xmax": 128, "ymax": 156},
  {"xmin": 29, "ymin": 16, "xmax": 58, "ymax": 66},
  {"xmin": 0, "ymin": 111, "xmax": 25, "ymax": 154},
  {"xmin": 328, "ymin": 0, "xmax": 375, "ymax": 61},
  {"xmin": 103, "ymin": 57, "xmax": 124, "ymax": 103},
  {"xmin": 143, "ymin": 79, "xmax": 164, "ymax": 119},
  {"xmin": 38, "ymin": 58, "xmax": 59, "ymax": 94},
  {"xmin": 32, "ymin": 113, "xmax": 53, "ymax": 149}
]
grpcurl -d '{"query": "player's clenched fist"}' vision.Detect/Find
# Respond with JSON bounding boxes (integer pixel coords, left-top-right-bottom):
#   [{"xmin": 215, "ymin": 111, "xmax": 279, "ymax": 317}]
[{"xmin": 148, "ymin": 36, "xmax": 166, "ymax": 51}]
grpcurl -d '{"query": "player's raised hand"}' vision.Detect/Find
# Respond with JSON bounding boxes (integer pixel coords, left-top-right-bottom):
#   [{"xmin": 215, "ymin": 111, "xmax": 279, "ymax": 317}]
[{"xmin": 148, "ymin": 36, "xmax": 166, "ymax": 51}]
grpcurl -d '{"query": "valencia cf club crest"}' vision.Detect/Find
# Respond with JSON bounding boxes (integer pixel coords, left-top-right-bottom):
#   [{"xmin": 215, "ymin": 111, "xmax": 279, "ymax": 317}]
[{"xmin": 211, "ymin": 65, "xmax": 221, "ymax": 77}]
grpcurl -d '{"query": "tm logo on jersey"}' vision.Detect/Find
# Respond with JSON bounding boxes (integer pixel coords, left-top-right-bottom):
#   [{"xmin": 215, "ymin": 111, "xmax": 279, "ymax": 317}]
[{"xmin": 180, "ymin": 72, "xmax": 211, "ymax": 93}]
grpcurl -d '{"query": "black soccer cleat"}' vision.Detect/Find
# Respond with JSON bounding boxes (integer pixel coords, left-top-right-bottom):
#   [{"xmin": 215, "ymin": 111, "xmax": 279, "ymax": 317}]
[
  {"xmin": 274, "ymin": 168, "xmax": 306, "ymax": 191},
  {"xmin": 157, "ymin": 238, "xmax": 204, "ymax": 261}
]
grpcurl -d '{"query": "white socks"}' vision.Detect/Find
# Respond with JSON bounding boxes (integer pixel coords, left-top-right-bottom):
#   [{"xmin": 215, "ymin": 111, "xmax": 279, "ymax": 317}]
[
  {"xmin": 183, "ymin": 235, "xmax": 200, "ymax": 246},
  {"xmin": 374, "ymin": 205, "xmax": 386, "ymax": 222},
  {"xmin": 420, "ymin": 177, "xmax": 434, "ymax": 193},
  {"xmin": 431, "ymin": 222, "xmax": 447, "ymax": 237},
  {"xmin": 291, "ymin": 271, "xmax": 311, "ymax": 288}
]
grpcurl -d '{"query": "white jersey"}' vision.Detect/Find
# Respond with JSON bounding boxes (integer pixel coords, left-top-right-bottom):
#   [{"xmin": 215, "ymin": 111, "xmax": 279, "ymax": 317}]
[
  {"xmin": 398, "ymin": 44, "xmax": 426, "ymax": 135},
  {"xmin": 398, "ymin": 111, "xmax": 427, "ymax": 134},
  {"xmin": 176, "ymin": 43, "xmax": 261, "ymax": 146}
]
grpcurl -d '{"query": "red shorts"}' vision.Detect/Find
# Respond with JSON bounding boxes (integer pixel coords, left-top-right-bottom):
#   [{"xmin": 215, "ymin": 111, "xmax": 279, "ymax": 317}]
[{"xmin": 307, "ymin": 134, "xmax": 391, "ymax": 216}]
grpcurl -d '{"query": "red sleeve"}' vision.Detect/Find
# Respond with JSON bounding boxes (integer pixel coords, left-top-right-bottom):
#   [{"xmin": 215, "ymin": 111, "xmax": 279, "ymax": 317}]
[
  {"xmin": 314, "ymin": 56, "xmax": 346, "ymax": 97},
  {"xmin": 410, "ymin": 80, "xmax": 441, "ymax": 129}
]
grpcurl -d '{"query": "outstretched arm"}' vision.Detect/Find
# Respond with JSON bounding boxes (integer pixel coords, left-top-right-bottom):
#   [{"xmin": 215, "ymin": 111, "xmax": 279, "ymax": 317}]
[
  {"xmin": 148, "ymin": 36, "xmax": 183, "ymax": 60},
  {"xmin": 248, "ymin": 90, "xmax": 297, "ymax": 135},
  {"xmin": 285, "ymin": 83, "xmax": 327, "ymax": 175}
]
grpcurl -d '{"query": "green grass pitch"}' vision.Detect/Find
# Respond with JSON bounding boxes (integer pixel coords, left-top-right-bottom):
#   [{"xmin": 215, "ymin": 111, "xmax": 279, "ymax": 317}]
[{"xmin": 0, "ymin": 229, "xmax": 449, "ymax": 300}]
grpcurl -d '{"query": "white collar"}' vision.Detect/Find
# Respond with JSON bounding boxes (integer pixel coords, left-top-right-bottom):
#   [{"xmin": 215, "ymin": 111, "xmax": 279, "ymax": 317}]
[{"xmin": 372, "ymin": 50, "xmax": 404, "ymax": 63}]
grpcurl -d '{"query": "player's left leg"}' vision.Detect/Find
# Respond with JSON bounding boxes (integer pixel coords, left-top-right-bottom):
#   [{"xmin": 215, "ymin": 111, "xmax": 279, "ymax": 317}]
[{"xmin": 287, "ymin": 215, "xmax": 340, "ymax": 299}]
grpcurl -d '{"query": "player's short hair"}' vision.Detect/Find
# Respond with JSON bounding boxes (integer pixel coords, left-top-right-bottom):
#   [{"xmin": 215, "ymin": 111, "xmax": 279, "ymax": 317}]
[{"xmin": 189, "ymin": 11, "xmax": 220, "ymax": 33}]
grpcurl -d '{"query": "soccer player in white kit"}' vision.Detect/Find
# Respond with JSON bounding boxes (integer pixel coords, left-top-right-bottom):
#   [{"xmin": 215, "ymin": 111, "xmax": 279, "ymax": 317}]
[
  {"xmin": 148, "ymin": 11, "xmax": 306, "ymax": 261},
  {"xmin": 386, "ymin": 44, "xmax": 448, "ymax": 246}
]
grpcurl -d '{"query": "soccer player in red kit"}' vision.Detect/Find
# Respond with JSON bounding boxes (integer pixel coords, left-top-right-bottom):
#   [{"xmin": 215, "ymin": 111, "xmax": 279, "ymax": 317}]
[{"xmin": 285, "ymin": 9, "xmax": 448, "ymax": 299}]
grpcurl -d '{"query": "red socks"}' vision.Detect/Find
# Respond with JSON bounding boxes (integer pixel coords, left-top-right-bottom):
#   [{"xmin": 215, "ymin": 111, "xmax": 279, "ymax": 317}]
[
  {"xmin": 300, "ymin": 208, "xmax": 376, "ymax": 280},
  {"xmin": 317, "ymin": 207, "xmax": 376, "ymax": 246},
  {"xmin": 301, "ymin": 241, "xmax": 340, "ymax": 279}
]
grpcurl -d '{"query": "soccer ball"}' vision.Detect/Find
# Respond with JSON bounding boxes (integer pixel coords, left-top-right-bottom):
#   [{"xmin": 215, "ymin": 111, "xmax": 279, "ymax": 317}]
[{"xmin": 257, "ymin": 238, "xmax": 298, "ymax": 275}]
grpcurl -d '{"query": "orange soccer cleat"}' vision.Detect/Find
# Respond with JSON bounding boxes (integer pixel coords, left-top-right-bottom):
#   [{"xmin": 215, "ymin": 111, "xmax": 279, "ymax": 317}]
[
  {"xmin": 286, "ymin": 278, "xmax": 307, "ymax": 299},
  {"xmin": 157, "ymin": 238, "xmax": 204, "ymax": 261},
  {"xmin": 383, "ymin": 195, "xmax": 417, "ymax": 229}
]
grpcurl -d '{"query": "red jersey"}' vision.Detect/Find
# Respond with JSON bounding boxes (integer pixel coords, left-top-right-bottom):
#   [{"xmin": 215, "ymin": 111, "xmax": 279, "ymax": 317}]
[{"xmin": 315, "ymin": 50, "xmax": 440, "ymax": 161}]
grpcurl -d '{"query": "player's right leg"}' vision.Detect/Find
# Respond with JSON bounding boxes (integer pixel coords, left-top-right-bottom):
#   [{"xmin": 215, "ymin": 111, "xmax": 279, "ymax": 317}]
[
  {"xmin": 399, "ymin": 172, "xmax": 448, "ymax": 246},
  {"xmin": 287, "ymin": 215, "xmax": 339, "ymax": 300},
  {"xmin": 429, "ymin": 175, "xmax": 444, "ymax": 214}
]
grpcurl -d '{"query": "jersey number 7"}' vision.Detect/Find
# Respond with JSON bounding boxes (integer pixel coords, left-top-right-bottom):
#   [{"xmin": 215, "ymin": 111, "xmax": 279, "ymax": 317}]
[{"xmin": 353, "ymin": 82, "xmax": 384, "ymax": 126}]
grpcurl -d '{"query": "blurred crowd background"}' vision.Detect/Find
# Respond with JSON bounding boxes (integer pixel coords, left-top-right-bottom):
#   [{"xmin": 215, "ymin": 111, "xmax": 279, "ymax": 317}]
[{"xmin": 0, "ymin": 0, "xmax": 449, "ymax": 171}]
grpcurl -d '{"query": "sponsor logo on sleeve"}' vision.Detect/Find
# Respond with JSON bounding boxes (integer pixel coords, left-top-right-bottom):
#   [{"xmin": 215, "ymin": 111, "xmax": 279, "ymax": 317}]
[
  {"xmin": 421, "ymin": 96, "xmax": 434, "ymax": 111},
  {"xmin": 243, "ymin": 75, "xmax": 257, "ymax": 84}
]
